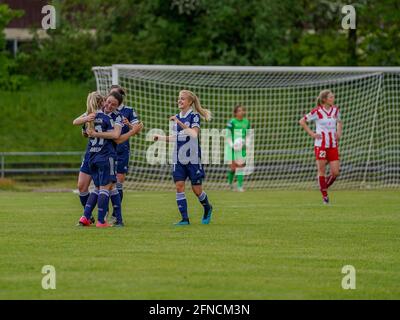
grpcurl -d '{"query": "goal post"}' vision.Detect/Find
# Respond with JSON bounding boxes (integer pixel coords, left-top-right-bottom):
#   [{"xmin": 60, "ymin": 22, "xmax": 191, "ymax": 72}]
[{"xmin": 92, "ymin": 65, "xmax": 400, "ymax": 191}]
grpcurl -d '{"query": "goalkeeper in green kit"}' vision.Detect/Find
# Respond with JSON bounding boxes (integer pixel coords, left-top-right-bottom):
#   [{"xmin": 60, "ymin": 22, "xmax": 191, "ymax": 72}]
[{"xmin": 225, "ymin": 104, "xmax": 251, "ymax": 192}]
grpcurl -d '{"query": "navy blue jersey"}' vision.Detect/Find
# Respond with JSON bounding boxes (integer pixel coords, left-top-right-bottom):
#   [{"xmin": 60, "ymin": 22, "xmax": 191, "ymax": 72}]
[
  {"xmin": 88, "ymin": 111, "xmax": 123, "ymax": 163},
  {"xmin": 172, "ymin": 109, "xmax": 201, "ymax": 165},
  {"xmin": 80, "ymin": 121, "xmax": 91, "ymax": 175},
  {"xmin": 116, "ymin": 105, "xmax": 139, "ymax": 153},
  {"xmin": 109, "ymin": 109, "xmax": 124, "ymax": 151}
]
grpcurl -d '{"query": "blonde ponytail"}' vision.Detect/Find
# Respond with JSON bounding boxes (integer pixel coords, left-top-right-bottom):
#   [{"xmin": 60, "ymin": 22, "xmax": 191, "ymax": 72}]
[
  {"xmin": 180, "ymin": 90, "xmax": 211, "ymax": 121},
  {"xmin": 316, "ymin": 89, "xmax": 332, "ymax": 107},
  {"xmin": 85, "ymin": 91, "xmax": 104, "ymax": 130}
]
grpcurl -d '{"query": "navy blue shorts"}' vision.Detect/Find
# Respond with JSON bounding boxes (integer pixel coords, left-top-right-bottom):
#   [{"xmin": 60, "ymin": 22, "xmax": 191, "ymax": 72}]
[
  {"xmin": 116, "ymin": 151, "xmax": 130, "ymax": 174},
  {"xmin": 90, "ymin": 158, "xmax": 117, "ymax": 187},
  {"xmin": 79, "ymin": 152, "xmax": 91, "ymax": 175},
  {"xmin": 172, "ymin": 163, "xmax": 205, "ymax": 185}
]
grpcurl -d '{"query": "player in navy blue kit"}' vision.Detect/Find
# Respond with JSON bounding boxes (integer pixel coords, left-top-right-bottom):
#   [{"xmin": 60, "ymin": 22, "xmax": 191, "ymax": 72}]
[
  {"xmin": 73, "ymin": 93, "xmax": 143, "ymax": 227},
  {"xmin": 108, "ymin": 85, "xmax": 140, "ymax": 223},
  {"xmin": 102, "ymin": 91, "xmax": 143, "ymax": 226},
  {"xmin": 73, "ymin": 92, "xmax": 104, "ymax": 224},
  {"xmin": 77, "ymin": 92, "xmax": 123, "ymax": 228},
  {"xmin": 153, "ymin": 90, "xmax": 213, "ymax": 226}
]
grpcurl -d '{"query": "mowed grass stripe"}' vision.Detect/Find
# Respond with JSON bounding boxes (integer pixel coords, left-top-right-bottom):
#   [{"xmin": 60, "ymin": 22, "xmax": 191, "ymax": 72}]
[{"xmin": 0, "ymin": 190, "xmax": 399, "ymax": 299}]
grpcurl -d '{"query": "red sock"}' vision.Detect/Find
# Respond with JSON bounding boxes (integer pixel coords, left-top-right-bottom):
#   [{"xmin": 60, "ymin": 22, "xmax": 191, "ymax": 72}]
[
  {"xmin": 318, "ymin": 176, "xmax": 328, "ymax": 197},
  {"xmin": 326, "ymin": 175, "xmax": 337, "ymax": 188}
]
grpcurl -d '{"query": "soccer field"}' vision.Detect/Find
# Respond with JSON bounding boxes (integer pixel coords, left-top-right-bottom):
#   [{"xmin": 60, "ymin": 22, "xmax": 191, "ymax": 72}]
[{"xmin": 0, "ymin": 190, "xmax": 399, "ymax": 300}]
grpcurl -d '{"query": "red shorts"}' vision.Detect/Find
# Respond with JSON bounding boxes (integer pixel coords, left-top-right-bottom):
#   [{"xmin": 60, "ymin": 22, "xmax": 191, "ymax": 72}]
[{"xmin": 314, "ymin": 147, "xmax": 339, "ymax": 162}]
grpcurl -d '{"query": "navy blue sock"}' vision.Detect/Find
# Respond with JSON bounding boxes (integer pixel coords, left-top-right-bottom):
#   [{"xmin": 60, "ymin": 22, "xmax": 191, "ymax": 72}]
[
  {"xmin": 198, "ymin": 191, "xmax": 211, "ymax": 214},
  {"xmin": 112, "ymin": 182, "xmax": 123, "ymax": 218},
  {"xmin": 176, "ymin": 192, "xmax": 189, "ymax": 221},
  {"xmin": 110, "ymin": 188, "xmax": 123, "ymax": 223},
  {"xmin": 83, "ymin": 189, "xmax": 99, "ymax": 220},
  {"xmin": 97, "ymin": 190, "xmax": 110, "ymax": 224},
  {"xmin": 79, "ymin": 191, "xmax": 89, "ymax": 208},
  {"xmin": 116, "ymin": 182, "xmax": 123, "ymax": 202}
]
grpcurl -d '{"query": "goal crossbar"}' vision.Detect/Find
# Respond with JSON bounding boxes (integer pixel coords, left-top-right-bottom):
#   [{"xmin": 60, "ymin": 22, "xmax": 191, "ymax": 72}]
[
  {"xmin": 92, "ymin": 65, "xmax": 400, "ymax": 191},
  {"xmin": 109, "ymin": 65, "xmax": 400, "ymax": 73}
]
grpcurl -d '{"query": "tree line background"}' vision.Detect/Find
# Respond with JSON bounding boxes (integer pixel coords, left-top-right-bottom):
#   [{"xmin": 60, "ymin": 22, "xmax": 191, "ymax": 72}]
[{"xmin": 0, "ymin": 0, "xmax": 399, "ymax": 89}]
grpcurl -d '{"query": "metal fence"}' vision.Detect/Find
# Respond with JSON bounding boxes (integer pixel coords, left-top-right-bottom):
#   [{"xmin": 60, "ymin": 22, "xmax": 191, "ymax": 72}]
[{"xmin": 0, "ymin": 152, "xmax": 85, "ymax": 178}]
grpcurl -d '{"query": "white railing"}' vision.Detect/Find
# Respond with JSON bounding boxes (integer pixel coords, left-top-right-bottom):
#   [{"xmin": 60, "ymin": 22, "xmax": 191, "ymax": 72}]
[{"xmin": 0, "ymin": 152, "xmax": 85, "ymax": 178}]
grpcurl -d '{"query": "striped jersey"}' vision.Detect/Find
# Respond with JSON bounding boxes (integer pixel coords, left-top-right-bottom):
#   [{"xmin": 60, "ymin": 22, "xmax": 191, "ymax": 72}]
[{"xmin": 304, "ymin": 105, "xmax": 341, "ymax": 148}]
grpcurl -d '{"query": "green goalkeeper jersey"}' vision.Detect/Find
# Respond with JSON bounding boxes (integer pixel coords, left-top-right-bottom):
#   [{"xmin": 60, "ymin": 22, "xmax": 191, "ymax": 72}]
[{"xmin": 226, "ymin": 118, "xmax": 251, "ymax": 159}]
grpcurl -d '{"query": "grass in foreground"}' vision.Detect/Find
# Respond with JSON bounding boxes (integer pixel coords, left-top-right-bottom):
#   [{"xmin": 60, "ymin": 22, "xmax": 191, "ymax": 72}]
[{"xmin": 0, "ymin": 189, "xmax": 399, "ymax": 299}]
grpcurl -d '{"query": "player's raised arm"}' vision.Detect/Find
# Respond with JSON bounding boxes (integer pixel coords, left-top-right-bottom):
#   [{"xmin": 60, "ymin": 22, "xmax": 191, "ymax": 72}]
[
  {"xmin": 170, "ymin": 115, "xmax": 199, "ymax": 138},
  {"xmin": 73, "ymin": 113, "xmax": 95, "ymax": 126},
  {"xmin": 87, "ymin": 121, "xmax": 122, "ymax": 140},
  {"xmin": 153, "ymin": 133, "xmax": 176, "ymax": 142},
  {"xmin": 114, "ymin": 121, "xmax": 143, "ymax": 144}
]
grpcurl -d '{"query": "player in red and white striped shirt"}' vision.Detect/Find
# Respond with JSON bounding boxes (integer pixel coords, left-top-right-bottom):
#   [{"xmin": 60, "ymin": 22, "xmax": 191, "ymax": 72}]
[{"xmin": 299, "ymin": 90, "xmax": 343, "ymax": 204}]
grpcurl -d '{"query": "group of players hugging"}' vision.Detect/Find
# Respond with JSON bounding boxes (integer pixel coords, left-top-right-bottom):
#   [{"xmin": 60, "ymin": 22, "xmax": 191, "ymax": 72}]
[{"xmin": 73, "ymin": 87, "xmax": 341, "ymax": 227}]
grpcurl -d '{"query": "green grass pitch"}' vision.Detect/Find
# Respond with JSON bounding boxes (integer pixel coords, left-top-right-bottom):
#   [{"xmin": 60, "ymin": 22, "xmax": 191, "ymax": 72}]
[{"xmin": 0, "ymin": 190, "xmax": 399, "ymax": 299}]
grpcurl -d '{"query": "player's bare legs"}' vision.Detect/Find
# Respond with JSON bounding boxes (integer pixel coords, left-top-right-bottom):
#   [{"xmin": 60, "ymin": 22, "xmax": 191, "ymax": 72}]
[
  {"xmin": 117, "ymin": 174, "xmax": 125, "ymax": 183},
  {"xmin": 77, "ymin": 171, "xmax": 91, "ymax": 212},
  {"xmin": 176, "ymin": 181, "xmax": 185, "ymax": 193},
  {"xmin": 316, "ymin": 160, "xmax": 327, "ymax": 176},
  {"xmin": 234, "ymin": 160, "xmax": 246, "ymax": 192},
  {"xmin": 191, "ymin": 184, "xmax": 202, "ymax": 197},
  {"xmin": 326, "ymin": 160, "xmax": 340, "ymax": 189},
  {"xmin": 228, "ymin": 161, "xmax": 245, "ymax": 191},
  {"xmin": 77, "ymin": 172, "xmax": 91, "ymax": 194},
  {"xmin": 316, "ymin": 160, "xmax": 329, "ymax": 204},
  {"xmin": 76, "ymin": 172, "xmax": 96, "ymax": 225},
  {"xmin": 77, "ymin": 172, "xmax": 91, "ymax": 210}
]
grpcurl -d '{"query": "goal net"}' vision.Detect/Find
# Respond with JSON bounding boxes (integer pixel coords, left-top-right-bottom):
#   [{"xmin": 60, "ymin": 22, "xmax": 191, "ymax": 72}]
[{"xmin": 92, "ymin": 65, "xmax": 400, "ymax": 191}]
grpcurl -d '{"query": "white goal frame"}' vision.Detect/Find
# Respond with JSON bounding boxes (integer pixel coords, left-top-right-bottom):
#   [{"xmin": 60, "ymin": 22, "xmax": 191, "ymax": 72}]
[{"xmin": 93, "ymin": 65, "xmax": 400, "ymax": 191}]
